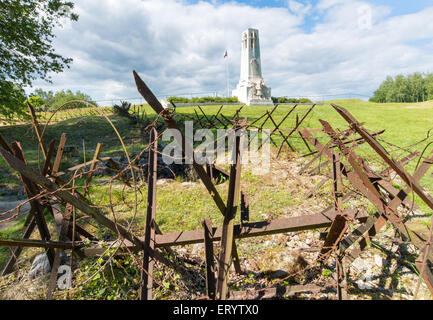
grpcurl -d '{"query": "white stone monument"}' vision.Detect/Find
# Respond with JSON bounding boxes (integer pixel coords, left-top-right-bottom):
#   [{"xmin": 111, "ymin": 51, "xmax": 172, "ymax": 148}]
[{"xmin": 232, "ymin": 28, "xmax": 273, "ymax": 106}]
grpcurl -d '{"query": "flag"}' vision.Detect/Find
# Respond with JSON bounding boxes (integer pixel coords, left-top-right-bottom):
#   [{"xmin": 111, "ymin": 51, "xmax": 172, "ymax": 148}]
[{"xmin": 224, "ymin": 50, "xmax": 228, "ymax": 59}]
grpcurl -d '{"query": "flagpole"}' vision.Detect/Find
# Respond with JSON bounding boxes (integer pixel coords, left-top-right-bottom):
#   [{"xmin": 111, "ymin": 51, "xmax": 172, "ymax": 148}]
[{"xmin": 225, "ymin": 51, "xmax": 230, "ymax": 98}]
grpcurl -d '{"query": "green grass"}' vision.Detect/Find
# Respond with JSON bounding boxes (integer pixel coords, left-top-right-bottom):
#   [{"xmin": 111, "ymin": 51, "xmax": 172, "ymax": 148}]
[
  {"xmin": 2, "ymin": 98, "xmax": 433, "ymax": 217},
  {"xmin": 1, "ymin": 99, "xmax": 433, "ymax": 299},
  {"xmin": 0, "ymin": 215, "xmax": 27, "ymax": 268},
  {"xmin": 2, "ymin": 102, "xmax": 433, "ymax": 223}
]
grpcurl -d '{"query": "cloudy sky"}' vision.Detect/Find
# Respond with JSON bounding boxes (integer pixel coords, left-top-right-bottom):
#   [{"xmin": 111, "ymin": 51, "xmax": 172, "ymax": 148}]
[{"xmin": 31, "ymin": 0, "xmax": 433, "ymax": 103}]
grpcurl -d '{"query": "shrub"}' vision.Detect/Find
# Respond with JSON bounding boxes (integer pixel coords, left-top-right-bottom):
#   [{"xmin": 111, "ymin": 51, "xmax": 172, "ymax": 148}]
[
  {"xmin": 167, "ymin": 96, "xmax": 239, "ymax": 104},
  {"xmin": 274, "ymin": 97, "xmax": 313, "ymax": 104},
  {"xmin": 298, "ymin": 98, "xmax": 313, "ymax": 103}
]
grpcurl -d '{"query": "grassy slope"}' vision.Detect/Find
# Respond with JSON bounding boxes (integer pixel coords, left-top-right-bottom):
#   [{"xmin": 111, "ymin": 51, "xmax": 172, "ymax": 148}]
[
  {"xmin": 170, "ymin": 99, "xmax": 433, "ymax": 215},
  {"xmin": 1, "ymin": 99, "xmax": 433, "ymax": 299},
  {"xmin": 1, "ymin": 99, "xmax": 433, "ymax": 262},
  {"xmin": 2, "ymin": 98, "xmax": 433, "ymax": 221}
]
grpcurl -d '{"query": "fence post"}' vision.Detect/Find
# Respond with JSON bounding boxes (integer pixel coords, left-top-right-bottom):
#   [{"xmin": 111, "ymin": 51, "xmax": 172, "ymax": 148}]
[
  {"xmin": 201, "ymin": 218, "xmax": 216, "ymax": 300},
  {"xmin": 216, "ymin": 124, "xmax": 243, "ymax": 300},
  {"xmin": 140, "ymin": 127, "xmax": 158, "ymax": 300}
]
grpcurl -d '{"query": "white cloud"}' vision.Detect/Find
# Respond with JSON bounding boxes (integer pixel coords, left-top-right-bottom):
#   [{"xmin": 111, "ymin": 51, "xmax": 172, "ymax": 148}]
[
  {"xmin": 287, "ymin": 0, "xmax": 312, "ymax": 16},
  {"xmin": 29, "ymin": 0, "xmax": 433, "ymax": 102}
]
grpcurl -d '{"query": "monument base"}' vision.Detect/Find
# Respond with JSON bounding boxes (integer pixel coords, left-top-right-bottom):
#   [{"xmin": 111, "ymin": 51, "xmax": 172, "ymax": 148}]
[
  {"xmin": 232, "ymin": 81, "xmax": 273, "ymax": 106},
  {"xmin": 247, "ymin": 99, "xmax": 274, "ymax": 106}
]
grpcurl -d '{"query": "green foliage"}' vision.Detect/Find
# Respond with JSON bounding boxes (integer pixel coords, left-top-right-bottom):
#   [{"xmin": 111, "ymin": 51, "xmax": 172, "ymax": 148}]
[
  {"xmin": 0, "ymin": 81, "xmax": 28, "ymax": 119},
  {"xmin": 272, "ymin": 97, "xmax": 313, "ymax": 104},
  {"xmin": 113, "ymin": 101, "xmax": 132, "ymax": 115},
  {"xmin": 30, "ymin": 88, "xmax": 98, "ymax": 111},
  {"xmin": 167, "ymin": 96, "xmax": 313, "ymax": 104},
  {"xmin": 298, "ymin": 98, "xmax": 313, "ymax": 103},
  {"xmin": 167, "ymin": 96, "xmax": 239, "ymax": 104},
  {"xmin": 67, "ymin": 250, "xmax": 140, "ymax": 300},
  {"xmin": 167, "ymin": 96, "xmax": 189, "ymax": 103},
  {"xmin": 0, "ymin": 0, "xmax": 78, "ymax": 117},
  {"xmin": 33, "ymin": 88, "xmax": 55, "ymax": 110},
  {"xmin": 28, "ymin": 96, "xmax": 45, "ymax": 110},
  {"xmin": 322, "ymin": 269, "xmax": 332, "ymax": 277},
  {"xmin": 371, "ymin": 72, "xmax": 433, "ymax": 103}
]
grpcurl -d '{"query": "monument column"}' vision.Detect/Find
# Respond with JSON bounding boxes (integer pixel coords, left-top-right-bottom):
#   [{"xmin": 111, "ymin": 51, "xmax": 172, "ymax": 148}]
[{"xmin": 232, "ymin": 28, "xmax": 273, "ymax": 106}]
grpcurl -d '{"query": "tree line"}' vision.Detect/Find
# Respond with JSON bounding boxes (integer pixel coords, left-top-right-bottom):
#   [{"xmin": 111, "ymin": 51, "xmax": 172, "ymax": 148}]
[
  {"xmin": 167, "ymin": 96, "xmax": 313, "ymax": 104},
  {"xmin": 29, "ymin": 88, "xmax": 98, "ymax": 112},
  {"xmin": 167, "ymin": 96, "xmax": 239, "ymax": 103},
  {"xmin": 370, "ymin": 72, "xmax": 433, "ymax": 103}
]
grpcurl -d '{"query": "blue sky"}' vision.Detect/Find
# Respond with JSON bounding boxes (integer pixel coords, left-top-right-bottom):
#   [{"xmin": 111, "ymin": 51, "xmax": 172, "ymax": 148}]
[
  {"xmin": 31, "ymin": 0, "xmax": 433, "ymax": 102},
  {"xmin": 185, "ymin": 0, "xmax": 433, "ymax": 32},
  {"xmin": 186, "ymin": 0, "xmax": 432, "ymax": 14}
]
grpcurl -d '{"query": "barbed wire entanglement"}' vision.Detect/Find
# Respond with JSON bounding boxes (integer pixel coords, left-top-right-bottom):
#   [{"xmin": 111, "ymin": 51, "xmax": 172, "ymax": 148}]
[{"xmin": 0, "ymin": 71, "xmax": 433, "ymax": 300}]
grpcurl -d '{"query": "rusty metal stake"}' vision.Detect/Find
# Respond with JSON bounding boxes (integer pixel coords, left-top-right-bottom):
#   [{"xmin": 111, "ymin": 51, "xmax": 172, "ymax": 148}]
[
  {"xmin": 201, "ymin": 218, "xmax": 216, "ymax": 300},
  {"xmin": 10, "ymin": 142, "xmax": 55, "ymax": 265},
  {"xmin": 83, "ymin": 142, "xmax": 103, "ymax": 196},
  {"xmin": 216, "ymin": 129, "xmax": 243, "ymax": 300},
  {"xmin": 140, "ymin": 128, "xmax": 158, "ymax": 300}
]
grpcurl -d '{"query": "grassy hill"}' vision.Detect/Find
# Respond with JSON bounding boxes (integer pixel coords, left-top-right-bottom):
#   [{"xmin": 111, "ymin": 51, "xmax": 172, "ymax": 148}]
[{"xmin": 1, "ymin": 99, "xmax": 433, "ymax": 299}]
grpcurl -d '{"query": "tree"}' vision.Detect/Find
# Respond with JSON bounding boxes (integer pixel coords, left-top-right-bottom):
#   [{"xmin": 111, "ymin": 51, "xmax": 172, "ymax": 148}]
[
  {"xmin": 33, "ymin": 88, "xmax": 55, "ymax": 109},
  {"xmin": 30, "ymin": 88, "xmax": 98, "ymax": 111},
  {"xmin": 28, "ymin": 95, "xmax": 45, "ymax": 111},
  {"xmin": 0, "ymin": 0, "xmax": 78, "ymax": 118},
  {"xmin": 50, "ymin": 89, "xmax": 97, "ymax": 110},
  {"xmin": 393, "ymin": 75, "xmax": 407, "ymax": 102},
  {"xmin": 0, "ymin": 81, "xmax": 26, "ymax": 118},
  {"xmin": 425, "ymin": 73, "xmax": 433, "ymax": 101},
  {"xmin": 371, "ymin": 72, "xmax": 433, "ymax": 103},
  {"xmin": 372, "ymin": 76, "xmax": 393, "ymax": 103}
]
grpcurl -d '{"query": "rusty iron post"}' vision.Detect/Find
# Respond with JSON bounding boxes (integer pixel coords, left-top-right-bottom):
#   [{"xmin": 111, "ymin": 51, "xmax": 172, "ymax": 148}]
[
  {"xmin": 83, "ymin": 142, "xmax": 103, "ymax": 196},
  {"xmin": 140, "ymin": 127, "xmax": 158, "ymax": 300},
  {"xmin": 276, "ymin": 104, "xmax": 317, "ymax": 157},
  {"xmin": 1, "ymin": 134, "xmax": 69, "ymax": 275},
  {"xmin": 10, "ymin": 142, "xmax": 55, "ymax": 265},
  {"xmin": 47, "ymin": 204, "xmax": 73, "ymax": 299},
  {"xmin": 81, "ymin": 208, "xmax": 368, "ymax": 257},
  {"xmin": 240, "ymin": 191, "xmax": 249, "ymax": 223},
  {"xmin": 320, "ymin": 120, "xmax": 410, "ymax": 239},
  {"xmin": 52, "ymin": 133, "xmax": 67, "ymax": 174},
  {"xmin": 42, "ymin": 139, "xmax": 56, "ymax": 176},
  {"xmin": 1, "ymin": 219, "xmax": 37, "ymax": 275},
  {"xmin": 27, "ymin": 101, "xmax": 48, "ymax": 160},
  {"xmin": 342, "ymin": 149, "xmax": 433, "ymax": 260},
  {"xmin": 266, "ymin": 112, "xmax": 295, "ymax": 152},
  {"xmin": 201, "ymin": 218, "xmax": 216, "ymax": 300},
  {"xmin": 206, "ymin": 163, "xmax": 214, "ymax": 183},
  {"xmin": 133, "ymin": 71, "xmax": 227, "ymax": 217},
  {"xmin": 0, "ymin": 147, "xmax": 143, "ymax": 247},
  {"xmin": 257, "ymin": 105, "xmax": 297, "ymax": 150},
  {"xmin": 216, "ymin": 126, "xmax": 243, "ymax": 300},
  {"xmin": 330, "ymin": 105, "xmax": 433, "ymax": 295},
  {"xmin": 319, "ymin": 154, "xmax": 347, "ymax": 255}
]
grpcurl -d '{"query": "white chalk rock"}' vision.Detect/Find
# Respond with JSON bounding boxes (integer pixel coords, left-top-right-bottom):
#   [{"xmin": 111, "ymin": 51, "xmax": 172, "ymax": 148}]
[{"xmin": 29, "ymin": 253, "xmax": 51, "ymax": 279}]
